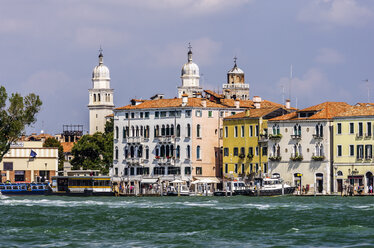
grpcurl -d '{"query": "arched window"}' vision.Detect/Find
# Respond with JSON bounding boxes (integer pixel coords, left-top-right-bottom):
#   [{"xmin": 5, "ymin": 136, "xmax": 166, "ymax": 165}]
[
  {"xmin": 98, "ymin": 94, "xmax": 101, "ymax": 102},
  {"xmin": 176, "ymin": 145, "xmax": 180, "ymax": 158},
  {"xmin": 115, "ymin": 126, "xmax": 119, "ymax": 139},
  {"xmin": 176, "ymin": 124, "xmax": 181, "ymax": 137},
  {"xmin": 197, "ymin": 124, "xmax": 201, "ymax": 138},
  {"xmin": 130, "ymin": 146, "xmax": 135, "ymax": 158},
  {"xmin": 136, "ymin": 126, "xmax": 139, "ymax": 137},
  {"xmin": 170, "ymin": 145, "xmax": 174, "ymax": 156},
  {"xmin": 320, "ymin": 144, "xmax": 324, "ymax": 156},
  {"xmin": 131, "ymin": 126, "xmax": 135, "ymax": 137},
  {"xmin": 93, "ymin": 94, "xmax": 96, "ymax": 102},
  {"xmin": 123, "ymin": 127, "xmax": 127, "ymax": 139},
  {"xmin": 166, "ymin": 125, "xmax": 170, "ymax": 136},
  {"xmin": 320, "ymin": 124, "xmax": 323, "ymax": 137},
  {"xmin": 138, "ymin": 145, "xmax": 143, "ymax": 157},
  {"xmin": 155, "ymin": 146, "xmax": 160, "ymax": 157},
  {"xmin": 161, "ymin": 145, "xmax": 165, "ymax": 157},
  {"xmin": 124, "ymin": 146, "xmax": 128, "ymax": 158},
  {"xmin": 140, "ymin": 126, "xmax": 143, "ymax": 137},
  {"xmin": 145, "ymin": 147, "xmax": 149, "ymax": 159},
  {"xmin": 115, "ymin": 147, "xmax": 118, "ymax": 160},
  {"xmin": 187, "ymin": 145, "xmax": 191, "ymax": 159},
  {"xmin": 337, "ymin": 171, "xmax": 343, "ymax": 176},
  {"xmin": 187, "ymin": 124, "xmax": 191, "ymax": 137},
  {"xmin": 298, "ymin": 125, "xmax": 301, "ymax": 136},
  {"xmin": 166, "ymin": 145, "xmax": 170, "ymax": 157},
  {"xmin": 146, "ymin": 126, "xmax": 150, "ymax": 138},
  {"xmin": 161, "ymin": 125, "xmax": 166, "ymax": 136},
  {"xmin": 154, "ymin": 125, "xmax": 159, "ymax": 137},
  {"xmin": 276, "ymin": 145, "xmax": 280, "ymax": 157},
  {"xmin": 170, "ymin": 124, "xmax": 174, "ymax": 136},
  {"xmin": 197, "ymin": 146, "xmax": 201, "ymax": 159}
]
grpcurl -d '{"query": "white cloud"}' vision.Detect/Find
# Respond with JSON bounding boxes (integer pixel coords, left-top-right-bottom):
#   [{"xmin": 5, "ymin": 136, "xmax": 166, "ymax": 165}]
[
  {"xmin": 147, "ymin": 37, "xmax": 222, "ymax": 68},
  {"xmin": 315, "ymin": 48, "xmax": 345, "ymax": 64},
  {"xmin": 298, "ymin": 0, "xmax": 373, "ymax": 28}
]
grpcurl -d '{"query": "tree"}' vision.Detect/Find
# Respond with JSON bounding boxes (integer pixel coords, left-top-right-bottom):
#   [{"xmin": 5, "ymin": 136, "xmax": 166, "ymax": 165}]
[
  {"xmin": 43, "ymin": 137, "xmax": 65, "ymax": 171},
  {"xmin": 0, "ymin": 86, "xmax": 42, "ymax": 162},
  {"xmin": 70, "ymin": 119, "xmax": 113, "ymax": 174}
]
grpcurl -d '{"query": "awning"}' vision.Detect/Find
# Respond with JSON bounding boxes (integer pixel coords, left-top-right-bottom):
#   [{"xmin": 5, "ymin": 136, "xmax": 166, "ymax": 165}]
[
  {"xmin": 171, "ymin": 179, "xmax": 184, "ymax": 183},
  {"xmin": 141, "ymin": 178, "xmax": 158, "ymax": 184},
  {"xmin": 348, "ymin": 175, "xmax": 363, "ymax": 179},
  {"xmin": 193, "ymin": 177, "xmax": 221, "ymax": 184}
]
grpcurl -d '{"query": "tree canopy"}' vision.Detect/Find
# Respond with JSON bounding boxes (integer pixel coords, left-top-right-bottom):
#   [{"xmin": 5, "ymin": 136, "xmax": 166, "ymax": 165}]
[
  {"xmin": 0, "ymin": 86, "xmax": 42, "ymax": 162},
  {"xmin": 43, "ymin": 137, "xmax": 65, "ymax": 171},
  {"xmin": 70, "ymin": 119, "xmax": 113, "ymax": 174}
]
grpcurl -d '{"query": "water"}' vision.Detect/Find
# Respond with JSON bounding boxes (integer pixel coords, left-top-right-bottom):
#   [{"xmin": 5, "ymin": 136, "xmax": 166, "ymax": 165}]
[{"xmin": 1, "ymin": 195, "xmax": 374, "ymax": 247}]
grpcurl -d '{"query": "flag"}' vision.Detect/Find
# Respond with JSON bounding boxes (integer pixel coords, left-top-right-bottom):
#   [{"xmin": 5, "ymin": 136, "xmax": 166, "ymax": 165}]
[{"xmin": 30, "ymin": 150, "xmax": 37, "ymax": 158}]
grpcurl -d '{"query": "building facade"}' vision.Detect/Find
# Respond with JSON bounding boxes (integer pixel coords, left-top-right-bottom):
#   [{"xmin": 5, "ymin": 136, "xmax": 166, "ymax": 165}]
[
  {"xmin": 0, "ymin": 141, "xmax": 58, "ymax": 183},
  {"xmin": 88, "ymin": 50, "xmax": 114, "ymax": 134},
  {"xmin": 268, "ymin": 102, "xmax": 351, "ymax": 194},
  {"xmin": 333, "ymin": 105, "xmax": 374, "ymax": 193}
]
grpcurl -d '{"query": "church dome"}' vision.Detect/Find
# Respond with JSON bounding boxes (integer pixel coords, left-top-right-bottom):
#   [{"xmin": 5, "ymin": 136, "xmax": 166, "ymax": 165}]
[
  {"xmin": 228, "ymin": 57, "xmax": 244, "ymax": 74},
  {"xmin": 92, "ymin": 52, "xmax": 110, "ymax": 80},
  {"xmin": 181, "ymin": 48, "xmax": 199, "ymax": 77}
]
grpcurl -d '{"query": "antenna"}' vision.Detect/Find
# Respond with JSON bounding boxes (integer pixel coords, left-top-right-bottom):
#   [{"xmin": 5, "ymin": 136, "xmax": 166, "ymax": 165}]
[
  {"xmin": 289, "ymin": 64, "xmax": 293, "ymax": 101},
  {"xmin": 363, "ymin": 79, "xmax": 370, "ymax": 103}
]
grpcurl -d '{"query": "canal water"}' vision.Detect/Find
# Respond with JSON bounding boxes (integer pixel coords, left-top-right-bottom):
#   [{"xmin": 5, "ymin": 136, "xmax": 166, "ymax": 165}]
[{"xmin": 1, "ymin": 195, "xmax": 374, "ymax": 247}]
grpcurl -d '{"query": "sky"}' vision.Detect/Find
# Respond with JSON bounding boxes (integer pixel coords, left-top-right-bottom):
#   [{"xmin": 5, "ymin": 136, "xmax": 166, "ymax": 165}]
[{"xmin": 1, "ymin": 0, "xmax": 374, "ymax": 135}]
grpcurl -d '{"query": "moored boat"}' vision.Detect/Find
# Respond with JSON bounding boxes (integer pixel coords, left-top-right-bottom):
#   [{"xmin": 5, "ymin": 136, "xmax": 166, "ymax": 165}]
[
  {"xmin": 249, "ymin": 177, "xmax": 295, "ymax": 196},
  {"xmin": 0, "ymin": 183, "xmax": 51, "ymax": 195},
  {"xmin": 51, "ymin": 176, "xmax": 113, "ymax": 196}
]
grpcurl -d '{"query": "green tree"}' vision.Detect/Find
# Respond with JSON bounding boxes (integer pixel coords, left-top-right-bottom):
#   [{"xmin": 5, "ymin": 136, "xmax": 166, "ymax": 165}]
[
  {"xmin": 43, "ymin": 137, "xmax": 65, "ymax": 170},
  {"xmin": 70, "ymin": 119, "xmax": 113, "ymax": 174},
  {"xmin": 0, "ymin": 86, "xmax": 42, "ymax": 162}
]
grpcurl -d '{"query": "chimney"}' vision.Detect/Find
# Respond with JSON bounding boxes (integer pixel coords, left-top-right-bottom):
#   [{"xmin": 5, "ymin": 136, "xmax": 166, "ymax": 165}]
[
  {"xmin": 234, "ymin": 99, "xmax": 240, "ymax": 109},
  {"xmin": 253, "ymin": 96, "xmax": 261, "ymax": 109},
  {"xmin": 286, "ymin": 99, "xmax": 291, "ymax": 109},
  {"xmin": 182, "ymin": 94, "xmax": 188, "ymax": 107},
  {"xmin": 245, "ymin": 109, "xmax": 250, "ymax": 116},
  {"xmin": 201, "ymin": 99, "xmax": 207, "ymax": 108}
]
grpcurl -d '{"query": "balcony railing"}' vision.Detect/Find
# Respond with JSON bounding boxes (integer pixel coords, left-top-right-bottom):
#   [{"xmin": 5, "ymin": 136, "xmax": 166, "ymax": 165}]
[
  {"xmin": 269, "ymin": 134, "xmax": 282, "ymax": 140},
  {"xmin": 356, "ymin": 133, "xmax": 363, "ymax": 139},
  {"xmin": 222, "ymin": 84, "xmax": 249, "ymax": 90},
  {"xmin": 312, "ymin": 134, "xmax": 323, "ymax": 139},
  {"xmin": 291, "ymin": 134, "xmax": 301, "ymax": 139},
  {"xmin": 258, "ymin": 134, "xmax": 268, "ymax": 143},
  {"xmin": 157, "ymin": 136, "xmax": 174, "ymax": 143},
  {"xmin": 290, "ymin": 154, "xmax": 303, "ymax": 161},
  {"xmin": 269, "ymin": 155, "xmax": 281, "ymax": 161},
  {"xmin": 125, "ymin": 157, "xmax": 144, "ymax": 165},
  {"xmin": 311, "ymin": 153, "xmax": 325, "ymax": 161},
  {"xmin": 365, "ymin": 133, "xmax": 372, "ymax": 139}
]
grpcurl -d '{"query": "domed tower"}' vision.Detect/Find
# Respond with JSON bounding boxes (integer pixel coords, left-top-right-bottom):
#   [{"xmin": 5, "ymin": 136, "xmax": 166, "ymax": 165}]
[
  {"xmin": 88, "ymin": 49, "xmax": 114, "ymax": 134},
  {"xmin": 177, "ymin": 44, "xmax": 202, "ymax": 98},
  {"xmin": 223, "ymin": 57, "xmax": 250, "ymax": 100}
]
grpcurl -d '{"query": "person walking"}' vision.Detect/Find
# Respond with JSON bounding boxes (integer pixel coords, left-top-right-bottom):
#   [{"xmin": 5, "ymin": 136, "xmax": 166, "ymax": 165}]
[{"xmin": 369, "ymin": 184, "xmax": 373, "ymax": 195}]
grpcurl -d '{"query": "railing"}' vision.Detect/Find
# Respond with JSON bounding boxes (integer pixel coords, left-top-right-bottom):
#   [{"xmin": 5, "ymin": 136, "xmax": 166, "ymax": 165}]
[
  {"xmin": 258, "ymin": 134, "xmax": 268, "ymax": 143},
  {"xmin": 291, "ymin": 134, "xmax": 301, "ymax": 139},
  {"xmin": 157, "ymin": 136, "xmax": 174, "ymax": 143},
  {"xmin": 268, "ymin": 155, "xmax": 281, "ymax": 161},
  {"xmin": 222, "ymin": 84, "xmax": 249, "ymax": 90},
  {"xmin": 290, "ymin": 154, "xmax": 303, "ymax": 161},
  {"xmin": 269, "ymin": 134, "xmax": 282, "ymax": 139},
  {"xmin": 365, "ymin": 133, "xmax": 372, "ymax": 139},
  {"xmin": 356, "ymin": 133, "xmax": 363, "ymax": 139},
  {"xmin": 311, "ymin": 153, "xmax": 325, "ymax": 161},
  {"xmin": 312, "ymin": 134, "xmax": 323, "ymax": 139},
  {"xmin": 125, "ymin": 157, "xmax": 143, "ymax": 165},
  {"xmin": 127, "ymin": 137, "xmax": 142, "ymax": 143}
]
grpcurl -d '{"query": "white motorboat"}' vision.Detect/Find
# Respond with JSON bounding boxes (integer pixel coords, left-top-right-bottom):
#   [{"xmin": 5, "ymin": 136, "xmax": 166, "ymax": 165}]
[{"xmin": 250, "ymin": 177, "xmax": 295, "ymax": 196}]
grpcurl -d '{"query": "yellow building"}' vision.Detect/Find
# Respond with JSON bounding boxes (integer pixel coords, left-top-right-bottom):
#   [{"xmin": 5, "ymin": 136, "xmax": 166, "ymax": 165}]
[
  {"xmin": 333, "ymin": 105, "xmax": 374, "ymax": 193},
  {"xmin": 222, "ymin": 107, "xmax": 288, "ymax": 179}
]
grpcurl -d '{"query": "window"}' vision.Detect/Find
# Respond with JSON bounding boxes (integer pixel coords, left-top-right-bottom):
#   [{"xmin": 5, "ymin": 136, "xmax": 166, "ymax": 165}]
[
  {"xmin": 349, "ymin": 145, "xmax": 354, "ymax": 156},
  {"xmin": 233, "ymin": 147, "xmax": 239, "ymax": 156},
  {"xmin": 241, "ymin": 126, "xmax": 245, "ymax": 137},
  {"xmin": 196, "ymin": 110, "xmax": 202, "ymax": 117},
  {"xmin": 365, "ymin": 145, "xmax": 372, "ymax": 159},
  {"xmin": 125, "ymin": 113, "xmax": 129, "ymax": 119},
  {"xmin": 131, "ymin": 113, "xmax": 135, "ymax": 119},
  {"xmin": 241, "ymin": 164, "xmax": 245, "ymax": 174},
  {"xmin": 187, "ymin": 124, "xmax": 191, "ymax": 137},
  {"xmin": 255, "ymin": 147, "xmax": 259, "ymax": 156},
  {"xmin": 123, "ymin": 127, "xmax": 127, "ymax": 139},
  {"xmin": 197, "ymin": 124, "xmax": 201, "ymax": 138},
  {"xmin": 248, "ymin": 147, "xmax": 253, "ymax": 156},
  {"xmin": 3, "ymin": 162, "xmax": 13, "ymax": 171},
  {"xmin": 337, "ymin": 123, "xmax": 342, "ymax": 134},
  {"xmin": 115, "ymin": 126, "xmax": 119, "ymax": 139},
  {"xmin": 145, "ymin": 112, "xmax": 150, "ymax": 118},
  {"xmin": 224, "ymin": 148, "xmax": 229, "ymax": 156},
  {"xmin": 176, "ymin": 145, "xmax": 180, "ymax": 159},
  {"xmin": 337, "ymin": 145, "xmax": 342, "ymax": 157},
  {"xmin": 240, "ymin": 147, "xmax": 245, "ymax": 156},
  {"xmin": 185, "ymin": 167, "xmax": 191, "ymax": 175},
  {"xmin": 155, "ymin": 112, "xmax": 159, "ymax": 118},
  {"xmin": 154, "ymin": 167, "xmax": 165, "ymax": 175},
  {"xmin": 197, "ymin": 146, "xmax": 201, "ymax": 160},
  {"xmin": 160, "ymin": 111, "xmax": 167, "ymax": 117},
  {"xmin": 185, "ymin": 110, "xmax": 191, "ymax": 117},
  {"xmin": 187, "ymin": 145, "xmax": 191, "ymax": 159},
  {"xmin": 234, "ymin": 126, "xmax": 238, "ymax": 137},
  {"xmin": 169, "ymin": 111, "xmax": 175, "ymax": 117},
  {"xmin": 225, "ymin": 164, "xmax": 228, "ymax": 174},
  {"xmin": 220, "ymin": 111, "xmax": 224, "ymax": 117},
  {"xmin": 196, "ymin": 167, "xmax": 202, "ymax": 175},
  {"xmin": 255, "ymin": 125, "xmax": 259, "ymax": 136},
  {"xmin": 264, "ymin": 163, "xmax": 268, "ymax": 173},
  {"xmin": 262, "ymin": 147, "xmax": 268, "ymax": 156},
  {"xmin": 208, "ymin": 111, "xmax": 213, "ymax": 117},
  {"xmin": 176, "ymin": 124, "xmax": 181, "ymax": 137},
  {"xmin": 115, "ymin": 147, "xmax": 118, "ymax": 160},
  {"xmin": 358, "ymin": 122, "xmax": 363, "ymax": 137},
  {"xmin": 357, "ymin": 145, "xmax": 364, "ymax": 159},
  {"xmin": 367, "ymin": 122, "xmax": 372, "ymax": 137},
  {"xmin": 255, "ymin": 163, "xmax": 259, "ymax": 173},
  {"xmin": 349, "ymin": 123, "xmax": 354, "ymax": 134},
  {"xmin": 235, "ymin": 164, "xmax": 238, "ymax": 173},
  {"xmin": 225, "ymin": 127, "xmax": 228, "ymax": 138},
  {"xmin": 140, "ymin": 112, "xmax": 143, "ymax": 118},
  {"xmin": 249, "ymin": 126, "xmax": 253, "ymax": 137}
]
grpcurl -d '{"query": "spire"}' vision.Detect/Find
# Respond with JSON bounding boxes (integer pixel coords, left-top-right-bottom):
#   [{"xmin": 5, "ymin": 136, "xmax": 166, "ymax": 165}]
[
  {"xmin": 98, "ymin": 46, "xmax": 103, "ymax": 65},
  {"xmin": 187, "ymin": 43, "xmax": 192, "ymax": 62},
  {"xmin": 233, "ymin": 56, "xmax": 238, "ymax": 68}
]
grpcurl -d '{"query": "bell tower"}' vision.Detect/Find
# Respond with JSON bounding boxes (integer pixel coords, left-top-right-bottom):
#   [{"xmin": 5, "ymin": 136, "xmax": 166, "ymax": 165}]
[{"xmin": 88, "ymin": 49, "xmax": 114, "ymax": 134}]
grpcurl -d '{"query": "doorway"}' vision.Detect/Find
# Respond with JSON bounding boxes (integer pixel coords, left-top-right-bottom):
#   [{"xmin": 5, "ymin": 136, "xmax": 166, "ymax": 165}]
[
  {"xmin": 366, "ymin": 172, "xmax": 373, "ymax": 193},
  {"xmin": 337, "ymin": 179, "xmax": 343, "ymax": 192},
  {"xmin": 316, "ymin": 173, "xmax": 323, "ymax": 193}
]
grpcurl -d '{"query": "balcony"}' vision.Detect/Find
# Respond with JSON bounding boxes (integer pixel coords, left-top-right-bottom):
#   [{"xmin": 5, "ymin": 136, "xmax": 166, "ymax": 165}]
[
  {"xmin": 365, "ymin": 133, "xmax": 372, "ymax": 139},
  {"xmin": 290, "ymin": 154, "xmax": 303, "ymax": 161},
  {"xmin": 222, "ymin": 83, "xmax": 249, "ymax": 90},
  {"xmin": 312, "ymin": 154, "xmax": 325, "ymax": 161},
  {"xmin": 312, "ymin": 134, "xmax": 323, "ymax": 139},
  {"xmin": 157, "ymin": 157, "xmax": 173, "ymax": 165},
  {"xmin": 258, "ymin": 134, "xmax": 268, "ymax": 143},
  {"xmin": 268, "ymin": 155, "xmax": 281, "ymax": 161},
  {"xmin": 157, "ymin": 136, "xmax": 174, "ymax": 143},
  {"xmin": 125, "ymin": 157, "xmax": 144, "ymax": 165},
  {"xmin": 356, "ymin": 133, "xmax": 363, "ymax": 139},
  {"xmin": 269, "ymin": 134, "xmax": 282, "ymax": 140},
  {"xmin": 127, "ymin": 137, "xmax": 142, "ymax": 144},
  {"xmin": 291, "ymin": 134, "xmax": 301, "ymax": 140}
]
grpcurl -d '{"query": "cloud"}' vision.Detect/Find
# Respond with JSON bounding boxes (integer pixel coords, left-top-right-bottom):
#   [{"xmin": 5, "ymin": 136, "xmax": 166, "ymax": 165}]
[
  {"xmin": 315, "ymin": 48, "xmax": 345, "ymax": 64},
  {"xmin": 147, "ymin": 37, "xmax": 222, "ymax": 68},
  {"xmin": 298, "ymin": 0, "xmax": 373, "ymax": 28},
  {"xmin": 0, "ymin": 18, "xmax": 30, "ymax": 34}
]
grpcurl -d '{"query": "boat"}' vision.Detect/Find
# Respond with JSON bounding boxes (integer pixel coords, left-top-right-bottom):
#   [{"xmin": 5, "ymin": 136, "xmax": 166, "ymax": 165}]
[
  {"xmin": 51, "ymin": 176, "xmax": 113, "ymax": 196},
  {"xmin": 165, "ymin": 185, "xmax": 190, "ymax": 196},
  {"xmin": 249, "ymin": 177, "xmax": 295, "ymax": 196},
  {"xmin": 213, "ymin": 180, "xmax": 251, "ymax": 196},
  {"xmin": 0, "ymin": 183, "xmax": 51, "ymax": 195}
]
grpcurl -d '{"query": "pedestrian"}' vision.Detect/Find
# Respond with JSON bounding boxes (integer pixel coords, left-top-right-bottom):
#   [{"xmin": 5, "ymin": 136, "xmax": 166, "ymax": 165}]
[{"xmin": 369, "ymin": 185, "xmax": 373, "ymax": 194}]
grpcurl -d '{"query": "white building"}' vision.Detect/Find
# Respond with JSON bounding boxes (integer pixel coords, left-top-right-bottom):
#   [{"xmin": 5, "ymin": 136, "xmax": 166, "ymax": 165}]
[
  {"xmin": 88, "ymin": 50, "xmax": 114, "ymax": 134},
  {"xmin": 267, "ymin": 102, "xmax": 351, "ymax": 194}
]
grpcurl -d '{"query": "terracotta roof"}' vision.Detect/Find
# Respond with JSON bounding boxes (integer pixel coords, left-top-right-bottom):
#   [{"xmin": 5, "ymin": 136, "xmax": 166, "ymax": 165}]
[
  {"xmin": 61, "ymin": 142, "xmax": 75, "ymax": 153},
  {"xmin": 224, "ymin": 107, "xmax": 282, "ymax": 119},
  {"xmin": 355, "ymin": 103, "xmax": 374, "ymax": 107},
  {"xmin": 204, "ymin": 90, "xmax": 224, "ymax": 99},
  {"xmin": 26, "ymin": 133, "xmax": 54, "ymax": 141},
  {"xmin": 335, "ymin": 106, "xmax": 374, "ymax": 118},
  {"xmin": 270, "ymin": 102, "xmax": 351, "ymax": 121},
  {"xmin": 115, "ymin": 97, "xmax": 228, "ymax": 110},
  {"xmin": 105, "ymin": 113, "xmax": 114, "ymax": 118}
]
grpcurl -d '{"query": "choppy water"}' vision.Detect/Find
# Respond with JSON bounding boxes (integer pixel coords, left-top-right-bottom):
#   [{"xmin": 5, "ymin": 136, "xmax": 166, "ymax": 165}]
[{"xmin": 1, "ymin": 195, "xmax": 374, "ymax": 247}]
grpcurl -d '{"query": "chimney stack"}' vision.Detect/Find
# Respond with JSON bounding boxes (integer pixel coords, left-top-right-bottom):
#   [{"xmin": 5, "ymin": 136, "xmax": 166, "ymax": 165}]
[
  {"xmin": 286, "ymin": 99, "xmax": 291, "ymax": 109},
  {"xmin": 182, "ymin": 94, "xmax": 188, "ymax": 107},
  {"xmin": 234, "ymin": 99, "xmax": 240, "ymax": 109},
  {"xmin": 201, "ymin": 99, "xmax": 207, "ymax": 108},
  {"xmin": 253, "ymin": 96, "xmax": 261, "ymax": 109},
  {"xmin": 245, "ymin": 109, "xmax": 250, "ymax": 116}
]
